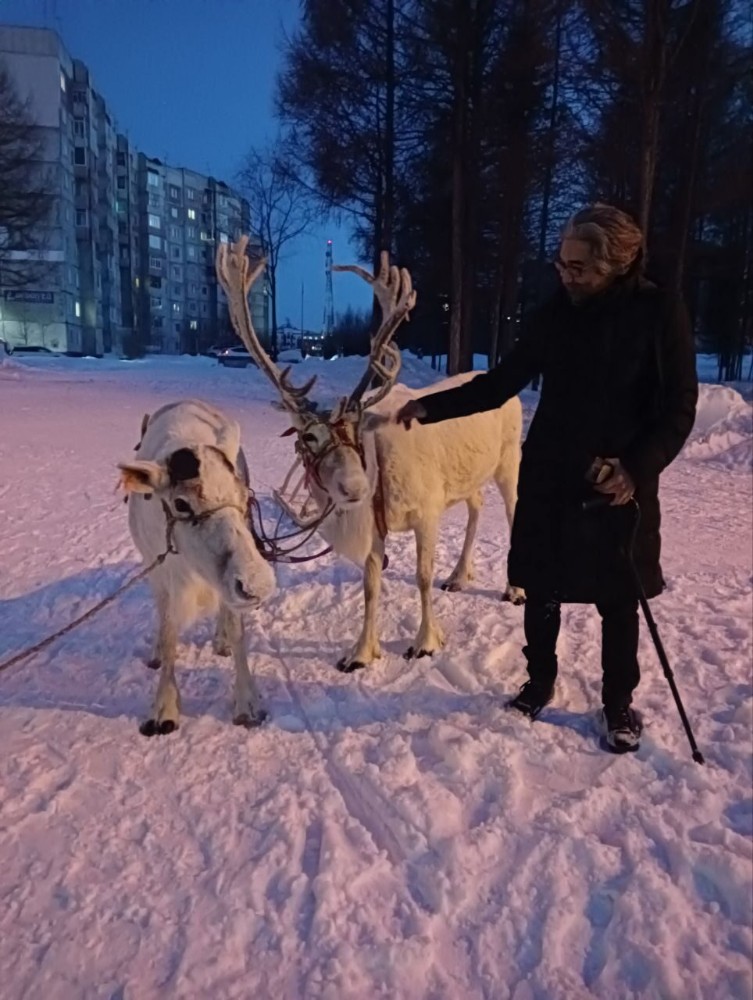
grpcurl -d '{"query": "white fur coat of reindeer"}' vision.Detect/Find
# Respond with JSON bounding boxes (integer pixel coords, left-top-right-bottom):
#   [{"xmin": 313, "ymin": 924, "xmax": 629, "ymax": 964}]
[
  {"xmin": 119, "ymin": 399, "xmax": 275, "ymax": 734},
  {"xmin": 217, "ymin": 238, "xmax": 522, "ymax": 671}
]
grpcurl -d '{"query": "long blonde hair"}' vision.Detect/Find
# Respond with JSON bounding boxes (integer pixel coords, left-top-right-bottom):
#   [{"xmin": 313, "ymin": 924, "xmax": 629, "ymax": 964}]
[{"xmin": 562, "ymin": 203, "xmax": 644, "ymax": 277}]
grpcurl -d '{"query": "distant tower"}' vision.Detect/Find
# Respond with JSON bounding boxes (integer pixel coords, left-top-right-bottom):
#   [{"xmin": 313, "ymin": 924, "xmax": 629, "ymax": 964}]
[{"xmin": 322, "ymin": 240, "xmax": 335, "ymax": 336}]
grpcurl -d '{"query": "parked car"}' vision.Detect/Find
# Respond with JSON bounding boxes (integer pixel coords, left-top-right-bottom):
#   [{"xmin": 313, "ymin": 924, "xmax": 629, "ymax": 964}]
[
  {"xmin": 204, "ymin": 344, "xmax": 228, "ymax": 358},
  {"xmin": 216, "ymin": 346, "xmax": 257, "ymax": 368},
  {"xmin": 11, "ymin": 345, "xmax": 59, "ymax": 355}
]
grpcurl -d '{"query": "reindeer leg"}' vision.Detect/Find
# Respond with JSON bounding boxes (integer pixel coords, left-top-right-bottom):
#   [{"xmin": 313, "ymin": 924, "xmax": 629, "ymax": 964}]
[
  {"xmin": 213, "ymin": 604, "xmax": 233, "ymax": 657},
  {"xmin": 140, "ymin": 590, "xmax": 181, "ymax": 736},
  {"xmin": 442, "ymin": 490, "xmax": 482, "ymax": 591},
  {"xmin": 222, "ymin": 607, "xmax": 266, "ymax": 728},
  {"xmin": 494, "ymin": 459, "xmax": 525, "ymax": 605},
  {"xmin": 337, "ymin": 529, "xmax": 386, "ymax": 673},
  {"xmin": 406, "ymin": 516, "xmax": 445, "ymax": 660}
]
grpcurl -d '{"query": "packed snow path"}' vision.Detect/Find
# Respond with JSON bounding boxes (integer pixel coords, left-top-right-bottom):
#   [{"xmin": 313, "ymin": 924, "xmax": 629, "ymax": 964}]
[{"xmin": 1, "ymin": 355, "xmax": 751, "ymax": 999}]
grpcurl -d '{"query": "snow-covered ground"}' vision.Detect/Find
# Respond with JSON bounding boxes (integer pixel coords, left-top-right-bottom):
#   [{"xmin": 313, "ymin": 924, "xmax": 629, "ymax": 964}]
[{"xmin": 1, "ymin": 352, "xmax": 751, "ymax": 1000}]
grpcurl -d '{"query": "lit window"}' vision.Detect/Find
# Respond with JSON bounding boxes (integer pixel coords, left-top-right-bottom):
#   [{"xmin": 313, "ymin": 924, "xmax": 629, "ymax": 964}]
[
  {"xmin": 75, "ymin": 300, "xmax": 81, "ymax": 317},
  {"xmin": 170, "ymin": 185, "xmax": 180, "ymax": 199},
  {"xmin": 60, "ymin": 71, "xmax": 66, "ymax": 92},
  {"xmin": 172, "ymin": 302, "xmax": 181, "ymax": 314},
  {"xmin": 187, "ymin": 208, "xmax": 196, "ymax": 220},
  {"xmin": 189, "ymin": 320, "xmax": 198, "ymax": 330},
  {"xmin": 148, "ymin": 214, "xmax": 161, "ymax": 229},
  {"xmin": 135, "ymin": 277, "xmax": 140, "ymax": 288},
  {"xmin": 186, "ymin": 188, "xmax": 195, "ymax": 201}
]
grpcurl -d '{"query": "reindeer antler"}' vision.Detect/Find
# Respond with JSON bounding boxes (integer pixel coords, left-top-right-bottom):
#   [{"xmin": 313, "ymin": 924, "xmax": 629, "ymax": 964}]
[
  {"xmin": 333, "ymin": 251, "xmax": 416, "ymax": 411},
  {"xmin": 216, "ymin": 236, "xmax": 316, "ymax": 415}
]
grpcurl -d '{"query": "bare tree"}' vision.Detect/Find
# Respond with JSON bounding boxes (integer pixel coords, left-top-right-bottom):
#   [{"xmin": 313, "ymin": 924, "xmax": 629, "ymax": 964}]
[
  {"xmin": 0, "ymin": 62, "xmax": 54, "ymax": 290},
  {"xmin": 237, "ymin": 143, "xmax": 317, "ymax": 357}
]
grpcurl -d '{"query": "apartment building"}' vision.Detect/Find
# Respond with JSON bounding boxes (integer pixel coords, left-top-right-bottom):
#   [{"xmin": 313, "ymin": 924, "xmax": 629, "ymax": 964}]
[
  {"xmin": 0, "ymin": 25, "xmax": 267, "ymax": 355},
  {"xmin": 128, "ymin": 156, "xmax": 263, "ymax": 354}
]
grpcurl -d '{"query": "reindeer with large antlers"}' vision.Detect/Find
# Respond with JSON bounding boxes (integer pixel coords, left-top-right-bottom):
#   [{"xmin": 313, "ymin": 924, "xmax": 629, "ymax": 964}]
[{"xmin": 217, "ymin": 237, "xmax": 523, "ymax": 671}]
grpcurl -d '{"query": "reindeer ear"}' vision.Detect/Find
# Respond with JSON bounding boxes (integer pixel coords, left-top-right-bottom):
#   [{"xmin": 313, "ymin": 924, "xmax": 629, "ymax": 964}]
[
  {"xmin": 214, "ymin": 419, "xmax": 241, "ymax": 469},
  {"xmin": 167, "ymin": 448, "xmax": 201, "ymax": 483},
  {"xmin": 117, "ymin": 460, "xmax": 168, "ymax": 494}
]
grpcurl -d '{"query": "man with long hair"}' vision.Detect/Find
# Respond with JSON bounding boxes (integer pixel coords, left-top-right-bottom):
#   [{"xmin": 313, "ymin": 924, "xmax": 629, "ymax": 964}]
[{"xmin": 396, "ymin": 204, "xmax": 698, "ymax": 753}]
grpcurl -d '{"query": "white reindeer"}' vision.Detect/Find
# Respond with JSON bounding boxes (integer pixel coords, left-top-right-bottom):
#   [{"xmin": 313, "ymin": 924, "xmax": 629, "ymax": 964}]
[
  {"xmin": 118, "ymin": 399, "xmax": 276, "ymax": 735},
  {"xmin": 217, "ymin": 238, "xmax": 522, "ymax": 672}
]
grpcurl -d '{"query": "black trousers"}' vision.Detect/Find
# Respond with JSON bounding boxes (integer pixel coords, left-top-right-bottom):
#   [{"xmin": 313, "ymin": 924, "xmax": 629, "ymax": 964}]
[{"xmin": 523, "ymin": 596, "xmax": 640, "ymax": 710}]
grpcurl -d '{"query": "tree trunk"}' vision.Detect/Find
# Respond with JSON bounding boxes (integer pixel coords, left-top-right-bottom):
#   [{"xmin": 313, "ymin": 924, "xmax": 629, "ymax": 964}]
[
  {"xmin": 269, "ymin": 269, "xmax": 278, "ymax": 359},
  {"xmin": 384, "ymin": 0, "xmax": 395, "ymax": 257},
  {"xmin": 448, "ymin": 8, "xmax": 467, "ymax": 376},
  {"xmin": 670, "ymin": 84, "xmax": 704, "ymax": 295},
  {"xmin": 536, "ymin": 0, "xmax": 562, "ymax": 282},
  {"xmin": 638, "ymin": 0, "xmax": 669, "ymax": 237}
]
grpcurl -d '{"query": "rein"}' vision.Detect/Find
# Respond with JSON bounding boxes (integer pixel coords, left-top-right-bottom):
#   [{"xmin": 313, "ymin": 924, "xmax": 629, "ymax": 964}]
[{"xmin": 246, "ymin": 491, "xmax": 334, "ymax": 564}]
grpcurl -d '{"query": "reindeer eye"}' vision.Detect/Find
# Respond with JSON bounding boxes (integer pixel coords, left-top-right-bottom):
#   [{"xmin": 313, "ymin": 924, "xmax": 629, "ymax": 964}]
[
  {"xmin": 174, "ymin": 498, "xmax": 193, "ymax": 515},
  {"xmin": 302, "ymin": 433, "xmax": 317, "ymax": 445}
]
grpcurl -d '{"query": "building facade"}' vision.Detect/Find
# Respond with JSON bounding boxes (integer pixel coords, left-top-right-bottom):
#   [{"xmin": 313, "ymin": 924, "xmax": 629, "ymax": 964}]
[{"xmin": 0, "ymin": 25, "xmax": 267, "ymax": 355}]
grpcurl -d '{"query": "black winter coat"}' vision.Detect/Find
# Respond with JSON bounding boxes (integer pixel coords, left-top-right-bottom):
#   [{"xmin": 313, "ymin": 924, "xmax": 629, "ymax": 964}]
[{"xmin": 419, "ymin": 275, "xmax": 699, "ymax": 603}]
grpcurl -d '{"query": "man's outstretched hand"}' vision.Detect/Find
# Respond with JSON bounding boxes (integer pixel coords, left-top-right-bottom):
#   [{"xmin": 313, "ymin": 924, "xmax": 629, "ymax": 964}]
[{"xmin": 395, "ymin": 399, "xmax": 428, "ymax": 429}]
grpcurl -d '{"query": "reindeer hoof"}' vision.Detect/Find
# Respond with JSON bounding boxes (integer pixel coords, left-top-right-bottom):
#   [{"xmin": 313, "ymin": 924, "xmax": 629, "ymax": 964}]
[
  {"xmin": 146, "ymin": 658, "xmax": 161, "ymax": 670},
  {"xmin": 139, "ymin": 718, "xmax": 178, "ymax": 737},
  {"xmin": 233, "ymin": 709, "xmax": 268, "ymax": 729},
  {"xmin": 441, "ymin": 581, "xmax": 462, "ymax": 592},
  {"xmin": 404, "ymin": 646, "xmax": 434, "ymax": 661},
  {"xmin": 501, "ymin": 592, "xmax": 526, "ymax": 606},
  {"xmin": 213, "ymin": 642, "xmax": 232, "ymax": 658},
  {"xmin": 336, "ymin": 658, "xmax": 367, "ymax": 673}
]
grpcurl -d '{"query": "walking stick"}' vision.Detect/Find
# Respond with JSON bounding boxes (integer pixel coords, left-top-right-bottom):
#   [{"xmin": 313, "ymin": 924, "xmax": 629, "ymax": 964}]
[{"xmin": 584, "ymin": 492, "xmax": 705, "ymax": 764}]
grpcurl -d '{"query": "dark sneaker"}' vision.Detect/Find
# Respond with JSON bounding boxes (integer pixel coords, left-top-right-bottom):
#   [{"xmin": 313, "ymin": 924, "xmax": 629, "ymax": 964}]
[
  {"xmin": 507, "ymin": 680, "xmax": 554, "ymax": 720},
  {"xmin": 600, "ymin": 706, "xmax": 643, "ymax": 753}
]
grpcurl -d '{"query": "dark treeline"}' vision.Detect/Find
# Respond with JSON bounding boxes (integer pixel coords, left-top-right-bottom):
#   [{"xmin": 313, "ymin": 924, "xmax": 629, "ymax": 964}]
[{"xmin": 275, "ymin": 0, "xmax": 752, "ymax": 379}]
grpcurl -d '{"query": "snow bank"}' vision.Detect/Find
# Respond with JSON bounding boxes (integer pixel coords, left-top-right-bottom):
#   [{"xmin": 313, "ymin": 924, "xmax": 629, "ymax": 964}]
[{"xmin": 683, "ymin": 384, "xmax": 752, "ymax": 470}]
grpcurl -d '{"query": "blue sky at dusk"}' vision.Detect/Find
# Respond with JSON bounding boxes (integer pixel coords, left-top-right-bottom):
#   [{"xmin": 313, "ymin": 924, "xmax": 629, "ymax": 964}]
[{"xmin": 0, "ymin": 0, "xmax": 372, "ymax": 328}]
